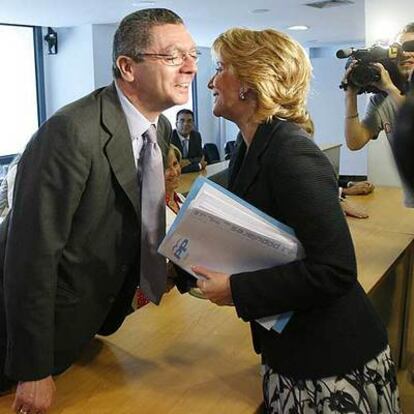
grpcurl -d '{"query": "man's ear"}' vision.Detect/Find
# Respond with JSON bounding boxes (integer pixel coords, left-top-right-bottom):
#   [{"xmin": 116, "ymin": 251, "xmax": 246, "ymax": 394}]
[{"xmin": 116, "ymin": 56, "xmax": 136, "ymax": 82}]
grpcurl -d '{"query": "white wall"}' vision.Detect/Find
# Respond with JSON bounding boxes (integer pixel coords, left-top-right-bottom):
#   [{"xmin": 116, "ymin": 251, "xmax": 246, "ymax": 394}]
[
  {"xmin": 364, "ymin": 0, "xmax": 414, "ymax": 186},
  {"xmin": 43, "ymin": 23, "xmax": 119, "ymax": 119},
  {"xmin": 308, "ymin": 46, "xmax": 368, "ymax": 176},
  {"xmin": 43, "ymin": 25, "xmax": 95, "ymax": 118},
  {"xmin": 195, "ymin": 47, "xmax": 240, "ymax": 158},
  {"xmin": 195, "ymin": 47, "xmax": 219, "ymax": 146},
  {"xmin": 92, "ymin": 24, "xmax": 117, "ymax": 89}
]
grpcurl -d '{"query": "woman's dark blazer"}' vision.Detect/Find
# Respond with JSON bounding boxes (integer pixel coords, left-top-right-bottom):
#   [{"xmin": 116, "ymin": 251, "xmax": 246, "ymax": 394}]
[{"xmin": 229, "ymin": 119, "xmax": 387, "ymax": 379}]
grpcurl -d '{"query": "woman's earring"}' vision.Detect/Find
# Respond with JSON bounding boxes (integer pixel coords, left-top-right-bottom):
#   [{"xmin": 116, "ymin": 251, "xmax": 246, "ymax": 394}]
[{"xmin": 239, "ymin": 89, "xmax": 246, "ymax": 101}]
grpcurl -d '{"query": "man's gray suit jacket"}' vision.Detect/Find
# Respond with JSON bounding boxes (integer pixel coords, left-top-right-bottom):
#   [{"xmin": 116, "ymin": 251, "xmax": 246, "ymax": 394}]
[{"xmin": 0, "ymin": 83, "xmax": 171, "ymax": 381}]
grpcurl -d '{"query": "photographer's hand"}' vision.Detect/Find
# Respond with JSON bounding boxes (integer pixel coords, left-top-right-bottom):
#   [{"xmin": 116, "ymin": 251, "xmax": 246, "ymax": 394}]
[
  {"xmin": 372, "ymin": 63, "xmax": 405, "ymax": 106},
  {"xmin": 343, "ymin": 61, "xmax": 373, "ymax": 150},
  {"xmin": 342, "ymin": 61, "xmax": 359, "ymax": 96}
]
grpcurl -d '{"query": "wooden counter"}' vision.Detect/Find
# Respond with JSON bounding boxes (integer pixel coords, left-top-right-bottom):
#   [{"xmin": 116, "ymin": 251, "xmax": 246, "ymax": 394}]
[
  {"xmin": 177, "ymin": 160, "xmax": 229, "ymax": 195},
  {"xmin": 1, "ymin": 186, "xmax": 413, "ymax": 413},
  {"xmin": 348, "ymin": 222, "xmax": 413, "ymax": 293},
  {"xmin": 0, "ymin": 291, "xmax": 261, "ymax": 414},
  {"xmin": 346, "ymin": 186, "xmax": 414, "ymax": 235},
  {"xmin": 346, "ymin": 186, "xmax": 414, "ymax": 367}
]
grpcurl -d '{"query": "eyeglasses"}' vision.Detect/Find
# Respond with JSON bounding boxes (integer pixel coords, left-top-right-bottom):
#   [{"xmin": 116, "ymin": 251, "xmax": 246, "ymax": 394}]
[{"xmin": 134, "ymin": 50, "xmax": 200, "ymax": 66}]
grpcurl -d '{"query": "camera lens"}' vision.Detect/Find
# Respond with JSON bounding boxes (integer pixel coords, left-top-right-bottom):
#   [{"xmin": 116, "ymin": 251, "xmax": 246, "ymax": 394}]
[{"xmin": 349, "ymin": 63, "xmax": 381, "ymax": 88}]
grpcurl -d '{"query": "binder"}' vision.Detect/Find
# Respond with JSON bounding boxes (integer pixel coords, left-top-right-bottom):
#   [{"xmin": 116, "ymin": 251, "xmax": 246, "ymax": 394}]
[{"xmin": 158, "ymin": 177, "xmax": 305, "ymax": 332}]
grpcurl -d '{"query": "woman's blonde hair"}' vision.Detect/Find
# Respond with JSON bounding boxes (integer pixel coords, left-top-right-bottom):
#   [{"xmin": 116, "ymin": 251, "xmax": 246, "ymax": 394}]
[
  {"xmin": 163, "ymin": 144, "xmax": 182, "ymax": 170},
  {"xmin": 212, "ymin": 28, "xmax": 312, "ymax": 124},
  {"xmin": 170, "ymin": 144, "xmax": 182, "ymax": 162}
]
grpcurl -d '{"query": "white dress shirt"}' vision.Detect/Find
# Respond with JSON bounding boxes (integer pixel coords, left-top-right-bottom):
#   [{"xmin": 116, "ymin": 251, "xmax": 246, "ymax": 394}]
[{"xmin": 115, "ymin": 82, "xmax": 158, "ymax": 167}]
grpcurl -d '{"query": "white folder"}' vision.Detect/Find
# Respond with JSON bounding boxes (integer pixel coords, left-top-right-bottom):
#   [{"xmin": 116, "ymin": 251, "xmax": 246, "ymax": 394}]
[{"xmin": 158, "ymin": 177, "xmax": 305, "ymax": 333}]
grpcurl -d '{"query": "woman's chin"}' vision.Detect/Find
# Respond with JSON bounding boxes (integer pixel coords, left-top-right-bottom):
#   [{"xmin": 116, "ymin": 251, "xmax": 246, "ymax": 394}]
[{"xmin": 212, "ymin": 105, "xmax": 222, "ymax": 117}]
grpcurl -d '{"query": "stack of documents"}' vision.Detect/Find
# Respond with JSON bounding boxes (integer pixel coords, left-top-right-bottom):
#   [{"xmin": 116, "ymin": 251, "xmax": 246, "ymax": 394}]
[{"xmin": 158, "ymin": 177, "xmax": 305, "ymax": 333}]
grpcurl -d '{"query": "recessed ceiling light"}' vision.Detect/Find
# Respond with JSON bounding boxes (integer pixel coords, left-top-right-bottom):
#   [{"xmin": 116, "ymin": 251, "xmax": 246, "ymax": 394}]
[
  {"xmin": 251, "ymin": 8, "xmax": 271, "ymax": 14},
  {"xmin": 132, "ymin": 1, "xmax": 156, "ymax": 6},
  {"xmin": 287, "ymin": 25, "xmax": 310, "ymax": 31}
]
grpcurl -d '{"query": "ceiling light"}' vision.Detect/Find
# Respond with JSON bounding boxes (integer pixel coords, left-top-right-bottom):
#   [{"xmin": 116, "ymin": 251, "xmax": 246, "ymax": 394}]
[
  {"xmin": 251, "ymin": 8, "xmax": 271, "ymax": 14},
  {"xmin": 132, "ymin": 1, "xmax": 156, "ymax": 6},
  {"xmin": 305, "ymin": 0, "xmax": 354, "ymax": 8},
  {"xmin": 287, "ymin": 25, "xmax": 310, "ymax": 31}
]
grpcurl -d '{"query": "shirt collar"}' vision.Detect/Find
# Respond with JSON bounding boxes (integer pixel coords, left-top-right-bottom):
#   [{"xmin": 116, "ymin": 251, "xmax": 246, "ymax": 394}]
[
  {"xmin": 115, "ymin": 81, "xmax": 158, "ymax": 140},
  {"xmin": 177, "ymin": 131, "xmax": 190, "ymax": 141}
]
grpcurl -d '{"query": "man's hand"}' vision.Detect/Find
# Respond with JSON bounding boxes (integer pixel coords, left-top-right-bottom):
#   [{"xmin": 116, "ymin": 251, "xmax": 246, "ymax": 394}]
[
  {"xmin": 12, "ymin": 376, "xmax": 56, "ymax": 414},
  {"xmin": 342, "ymin": 181, "xmax": 375, "ymax": 196},
  {"xmin": 192, "ymin": 266, "xmax": 233, "ymax": 306},
  {"xmin": 341, "ymin": 199, "xmax": 369, "ymax": 219},
  {"xmin": 180, "ymin": 159, "xmax": 191, "ymax": 168},
  {"xmin": 200, "ymin": 156, "xmax": 207, "ymax": 170},
  {"xmin": 372, "ymin": 63, "xmax": 398, "ymax": 93},
  {"xmin": 342, "ymin": 60, "xmax": 360, "ymax": 96}
]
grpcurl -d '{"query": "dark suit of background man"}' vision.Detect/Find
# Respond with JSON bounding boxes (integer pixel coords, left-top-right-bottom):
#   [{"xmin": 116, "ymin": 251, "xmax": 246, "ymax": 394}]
[
  {"xmin": 0, "ymin": 8, "xmax": 197, "ymax": 413},
  {"xmin": 171, "ymin": 109, "xmax": 207, "ymax": 173}
]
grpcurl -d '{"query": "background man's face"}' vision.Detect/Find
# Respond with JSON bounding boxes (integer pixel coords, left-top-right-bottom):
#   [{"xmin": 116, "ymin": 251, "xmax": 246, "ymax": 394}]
[
  {"xmin": 176, "ymin": 113, "xmax": 194, "ymax": 136},
  {"xmin": 398, "ymin": 32, "xmax": 414, "ymax": 79}
]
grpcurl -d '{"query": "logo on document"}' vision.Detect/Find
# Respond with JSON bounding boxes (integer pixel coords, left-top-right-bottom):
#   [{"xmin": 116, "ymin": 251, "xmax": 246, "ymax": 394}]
[{"xmin": 172, "ymin": 238, "xmax": 189, "ymax": 260}]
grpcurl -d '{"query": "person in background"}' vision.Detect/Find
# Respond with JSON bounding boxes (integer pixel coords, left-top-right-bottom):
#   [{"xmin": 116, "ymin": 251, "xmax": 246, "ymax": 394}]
[
  {"xmin": 194, "ymin": 27, "xmax": 400, "ymax": 413},
  {"xmin": 339, "ymin": 179, "xmax": 375, "ymax": 196},
  {"xmin": 0, "ymin": 8, "xmax": 197, "ymax": 414},
  {"xmin": 302, "ymin": 115, "xmax": 371, "ymax": 219},
  {"xmin": 0, "ymin": 155, "xmax": 20, "ymax": 221},
  {"xmin": 163, "ymin": 144, "xmax": 200, "ymax": 296},
  {"xmin": 343, "ymin": 22, "xmax": 414, "ymax": 207},
  {"xmin": 171, "ymin": 109, "xmax": 207, "ymax": 173},
  {"xmin": 164, "ymin": 145, "xmax": 185, "ymax": 226}
]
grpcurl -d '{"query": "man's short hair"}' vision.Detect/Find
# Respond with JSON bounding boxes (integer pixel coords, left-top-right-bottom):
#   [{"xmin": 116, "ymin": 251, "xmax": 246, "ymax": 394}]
[
  {"xmin": 176, "ymin": 109, "xmax": 194, "ymax": 121},
  {"xmin": 112, "ymin": 8, "xmax": 183, "ymax": 78},
  {"xmin": 401, "ymin": 22, "xmax": 414, "ymax": 34}
]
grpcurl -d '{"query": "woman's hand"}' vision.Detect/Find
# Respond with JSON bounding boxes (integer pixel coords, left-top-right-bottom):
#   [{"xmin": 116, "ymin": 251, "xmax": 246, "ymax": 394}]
[{"xmin": 192, "ymin": 266, "xmax": 234, "ymax": 306}]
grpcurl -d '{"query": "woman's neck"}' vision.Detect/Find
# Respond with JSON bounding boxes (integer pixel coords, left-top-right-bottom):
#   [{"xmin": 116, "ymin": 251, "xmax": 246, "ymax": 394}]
[
  {"xmin": 233, "ymin": 103, "xmax": 259, "ymax": 147},
  {"xmin": 238, "ymin": 121, "xmax": 259, "ymax": 147}
]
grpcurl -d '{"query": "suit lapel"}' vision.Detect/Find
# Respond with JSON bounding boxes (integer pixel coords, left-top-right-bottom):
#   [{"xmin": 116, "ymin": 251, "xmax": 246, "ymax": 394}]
[
  {"xmin": 188, "ymin": 131, "xmax": 198, "ymax": 158},
  {"xmin": 172, "ymin": 131, "xmax": 184, "ymax": 155},
  {"xmin": 101, "ymin": 83, "xmax": 141, "ymax": 217},
  {"xmin": 230, "ymin": 121, "xmax": 279, "ymax": 198}
]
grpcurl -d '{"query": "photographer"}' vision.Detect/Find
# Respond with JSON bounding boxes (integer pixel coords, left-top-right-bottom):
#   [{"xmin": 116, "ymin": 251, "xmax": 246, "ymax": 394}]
[{"xmin": 342, "ymin": 22, "xmax": 414, "ymax": 206}]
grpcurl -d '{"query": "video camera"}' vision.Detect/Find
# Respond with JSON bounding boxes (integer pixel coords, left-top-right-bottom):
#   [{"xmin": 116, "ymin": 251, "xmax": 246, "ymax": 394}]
[{"xmin": 337, "ymin": 43, "xmax": 401, "ymax": 94}]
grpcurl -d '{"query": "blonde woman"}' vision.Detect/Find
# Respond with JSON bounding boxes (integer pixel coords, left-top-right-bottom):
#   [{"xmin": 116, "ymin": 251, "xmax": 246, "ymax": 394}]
[
  {"xmin": 193, "ymin": 28, "xmax": 400, "ymax": 413},
  {"xmin": 164, "ymin": 145, "xmax": 185, "ymax": 228}
]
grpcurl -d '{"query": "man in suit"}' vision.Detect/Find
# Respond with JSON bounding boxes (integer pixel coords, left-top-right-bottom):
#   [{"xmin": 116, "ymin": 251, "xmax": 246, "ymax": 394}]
[
  {"xmin": 171, "ymin": 109, "xmax": 207, "ymax": 173},
  {"xmin": 0, "ymin": 8, "xmax": 197, "ymax": 413}
]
